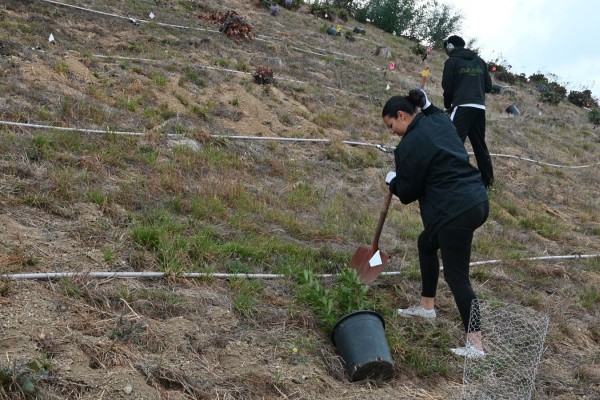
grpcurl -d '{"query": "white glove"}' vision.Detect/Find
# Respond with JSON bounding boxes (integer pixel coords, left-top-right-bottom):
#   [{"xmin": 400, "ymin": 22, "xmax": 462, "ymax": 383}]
[
  {"xmin": 416, "ymin": 88, "xmax": 431, "ymax": 109},
  {"xmin": 385, "ymin": 171, "xmax": 396, "ymax": 185}
]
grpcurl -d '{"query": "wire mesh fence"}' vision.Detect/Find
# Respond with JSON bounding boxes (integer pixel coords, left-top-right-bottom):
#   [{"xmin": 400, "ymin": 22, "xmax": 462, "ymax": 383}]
[{"xmin": 461, "ymin": 300, "xmax": 550, "ymax": 400}]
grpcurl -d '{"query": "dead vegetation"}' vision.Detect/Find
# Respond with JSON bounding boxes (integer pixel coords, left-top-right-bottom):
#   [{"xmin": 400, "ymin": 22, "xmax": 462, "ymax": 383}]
[{"xmin": 199, "ymin": 10, "xmax": 254, "ymax": 43}]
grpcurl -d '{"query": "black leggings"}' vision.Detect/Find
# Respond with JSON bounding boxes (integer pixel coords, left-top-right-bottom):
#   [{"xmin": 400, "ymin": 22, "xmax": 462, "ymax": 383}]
[
  {"xmin": 417, "ymin": 201, "xmax": 489, "ymax": 332},
  {"xmin": 452, "ymin": 107, "xmax": 494, "ymax": 188}
]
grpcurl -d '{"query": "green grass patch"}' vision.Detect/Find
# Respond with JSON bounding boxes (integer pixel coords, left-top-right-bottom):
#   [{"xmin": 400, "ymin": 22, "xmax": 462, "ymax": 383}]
[
  {"xmin": 325, "ymin": 144, "xmax": 383, "ymax": 169},
  {"xmin": 231, "ymin": 278, "xmax": 263, "ymax": 317},
  {"xmin": 519, "ymin": 214, "xmax": 562, "ymax": 240},
  {"xmin": 579, "ymin": 286, "xmax": 599, "ymax": 309}
]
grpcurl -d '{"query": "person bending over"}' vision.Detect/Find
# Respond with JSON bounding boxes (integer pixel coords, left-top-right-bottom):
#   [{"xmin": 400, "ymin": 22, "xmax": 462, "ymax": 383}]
[{"xmin": 383, "ymin": 89, "xmax": 489, "ymax": 357}]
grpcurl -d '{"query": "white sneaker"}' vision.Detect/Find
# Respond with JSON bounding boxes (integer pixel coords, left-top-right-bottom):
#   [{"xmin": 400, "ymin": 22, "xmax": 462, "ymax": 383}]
[
  {"xmin": 397, "ymin": 305, "xmax": 436, "ymax": 319},
  {"xmin": 450, "ymin": 343, "xmax": 485, "ymax": 358}
]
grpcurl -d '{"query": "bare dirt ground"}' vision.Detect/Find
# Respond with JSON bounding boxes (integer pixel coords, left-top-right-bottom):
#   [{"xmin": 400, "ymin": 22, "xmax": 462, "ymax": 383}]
[{"xmin": 1, "ymin": 0, "xmax": 599, "ymax": 399}]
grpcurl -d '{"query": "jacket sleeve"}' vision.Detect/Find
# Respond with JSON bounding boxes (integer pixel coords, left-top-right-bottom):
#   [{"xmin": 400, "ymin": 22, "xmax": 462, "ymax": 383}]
[
  {"xmin": 483, "ymin": 59, "xmax": 492, "ymax": 94},
  {"xmin": 389, "ymin": 142, "xmax": 427, "ymax": 204},
  {"xmin": 442, "ymin": 59, "xmax": 454, "ymax": 110}
]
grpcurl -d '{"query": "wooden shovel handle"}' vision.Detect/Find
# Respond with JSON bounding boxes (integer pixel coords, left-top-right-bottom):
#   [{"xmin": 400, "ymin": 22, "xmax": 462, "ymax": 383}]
[{"xmin": 371, "ymin": 191, "xmax": 393, "ymax": 250}]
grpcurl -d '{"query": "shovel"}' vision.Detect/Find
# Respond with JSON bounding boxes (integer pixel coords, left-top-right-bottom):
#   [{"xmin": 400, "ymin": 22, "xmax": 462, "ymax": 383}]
[{"xmin": 350, "ymin": 191, "xmax": 392, "ymax": 284}]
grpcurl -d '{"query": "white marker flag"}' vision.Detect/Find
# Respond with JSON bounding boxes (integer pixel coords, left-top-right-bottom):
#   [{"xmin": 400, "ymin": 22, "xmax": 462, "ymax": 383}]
[{"xmin": 369, "ymin": 250, "xmax": 382, "ymax": 267}]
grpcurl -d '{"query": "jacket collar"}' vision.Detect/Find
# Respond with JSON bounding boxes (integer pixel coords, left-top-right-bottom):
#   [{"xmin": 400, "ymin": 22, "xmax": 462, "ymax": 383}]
[{"xmin": 405, "ymin": 113, "xmax": 424, "ymax": 136}]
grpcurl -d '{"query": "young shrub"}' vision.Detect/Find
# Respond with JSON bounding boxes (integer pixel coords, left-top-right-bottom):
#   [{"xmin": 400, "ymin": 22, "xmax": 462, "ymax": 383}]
[
  {"xmin": 588, "ymin": 108, "xmax": 600, "ymax": 125},
  {"xmin": 296, "ymin": 267, "xmax": 370, "ymax": 332},
  {"xmin": 253, "ymin": 66, "xmax": 274, "ymax": 85}
]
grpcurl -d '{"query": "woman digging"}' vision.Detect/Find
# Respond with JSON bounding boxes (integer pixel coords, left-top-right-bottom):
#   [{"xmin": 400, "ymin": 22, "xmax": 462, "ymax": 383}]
[{"xmin": 382, "ymin": 89, "xmax": 489, "ymax": 358}]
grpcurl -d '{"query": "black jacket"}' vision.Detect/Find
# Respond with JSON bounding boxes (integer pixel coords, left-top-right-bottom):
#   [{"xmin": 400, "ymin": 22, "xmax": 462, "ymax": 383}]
[
  {"xmin": 388, "ymin": 106, "xmax": 488, "ymax": 239},
  {"xmin": 442, "ymin": 48, "xmax": 492, "ymax": 110}
]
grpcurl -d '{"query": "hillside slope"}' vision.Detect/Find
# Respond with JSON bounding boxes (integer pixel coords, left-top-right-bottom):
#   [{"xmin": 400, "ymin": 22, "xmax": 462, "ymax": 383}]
[{"xmin": 0, "ymin": 1, "xmax": 599, "ymax": 399}]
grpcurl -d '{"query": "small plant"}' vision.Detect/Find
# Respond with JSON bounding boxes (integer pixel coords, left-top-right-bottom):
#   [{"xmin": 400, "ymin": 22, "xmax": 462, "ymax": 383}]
[
  {"xmin": 538, "ymin": 81, "xmax": 567, "ymax": 104},
  {"xmin": 199, "ymin": 10, "xmax": 253, "ymax": 43},
  {"xmin": 216, "ymin": 58, "xmax": 230, "ymax": 68},
  {"xmin": 309, "ymin": 3, "xmax": 335, "ymax": 21},
  {"xmin": 411, "ymin": 43, "xmax": 426, "ymax": 56},
  {"xmin": 109, "ymin": 314, "xmax": 148, "ymax": 342},
  {"xmin": 256, "ymin": 0, "xmax": 301, "ymax": 10},
  {"xmin": 235, "ymin": 60, "xmax": 250, "ymax": 72},
  {"xmin": 0, "ymin": 281, "xmax": 11, "ymax": 297},
  {"xmin": 54, "ymin": 60, "xmax": 69, "ymax": 75},
  {"xmin": 0, "ymin": 357, "xmax": 50, "ymax": 397},
  {"xmin": 150, "ymin": 72, "xmax": 168, "ymax": 87},
  {"xmin": 495, "ymin": 69, "xmax": 517, "ymax": 85},
  {"xmin": 180, "ymin": 68, "xmax": 206, "ymax": 88},
  {"xmin": 297, "ymin": 267, "xmax": 370, "ymax": 332},
  {"xmin": 539, "ymin": 90, "xmax": 563, "ymax": 105},
  {"xmin": 253, "ymin": 66, "xmax": 274, "ymax": 85},
  {"xmin": 103, "ymin": 248, "xmax": 114, "ymax": 262},
  {"xmin": 488, "ymin": 59, "xmax": 518, "ymax": 85},
  {"xmin": 579, "ymin": 286, "xmax": 599, "ymax": 309},
  {"xmin": 588, "ymin": 108, "xmax": 600, "ymax": 125},
  {"xmin": 58, "ymin": 277, "xmax": 85, "ymax": 298}
]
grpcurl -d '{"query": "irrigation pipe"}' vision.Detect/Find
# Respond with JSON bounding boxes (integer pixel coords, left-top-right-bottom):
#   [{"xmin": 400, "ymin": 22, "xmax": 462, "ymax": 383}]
[
  {"xmin": 86, "ymin": 54, "xmax": 594, "ymax": 135},
  {"xmin": 40, "ymin": 0, "xmax": 220, "ymax": 34},
  {"xmin": 37, "ymin": 0, "xmax": 394, "ymax": 98},
  {"xmin": 90, "ymin": 52, "xmax": 365, "ymax": 93},
  {"xmin": 288, "ymin": 46, "xmax": 347, "ymax": 61},
  {"xmin": 36, "ymin": 0, "xmax": 453, "ymax": 96},
  {"xmin": 5, "ymin": 119, "xmax": 600, "ymax": 165},
  {"xmin": 210, "ymin": 134, "xmax": 390, "ymax": 152},
  {"xmin": 486, "ymin": 152, "xmax": 600, "ymax": 169},
  {"xmin": 0, "ymin": 120, "xmax": 145, "ymax": 137},
  {"xmin": 92, "ymin": 54, "xmax": 308, "ymax": 85},
  {"xmin": 0, "ymin": 120, "xmax": 390, "ymax": 151},
  {"xmin": 469, "ymin": 253, "xmax": 600, "ymax": 267},
  {"xmin": 93, "ymin": 54, "xmax": 253, "ymax": 77},
  {"xmin": 0, "ymin": 119, "xmax": 597, "ymax": 167},
  {"xmin": 2, "ymin": 254, "xmax": 598, "ymax": 281},
  {"xmin": 41, "ymin": 0, "xmax": 355, "ymax": 62}
]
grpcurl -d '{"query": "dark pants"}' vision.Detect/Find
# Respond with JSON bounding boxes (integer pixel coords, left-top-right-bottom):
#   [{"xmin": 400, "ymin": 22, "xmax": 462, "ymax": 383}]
[
  {"xmin": 417, "ymin": 201, "xmax": 489, "ymax": 332},
  {"xmin": 452, "ymin": 107, "xmax": 494, "ymax": 188}
]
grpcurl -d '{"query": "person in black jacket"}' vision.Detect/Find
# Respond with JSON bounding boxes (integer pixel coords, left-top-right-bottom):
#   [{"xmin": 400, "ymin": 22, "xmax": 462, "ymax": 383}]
[
  {"xmin": 442, "ymin": 35, "xmax": 494, "ymax": 189},
  {"xmin": 383, "ymin": 89, "xmax": 489, "ymax": 357}
]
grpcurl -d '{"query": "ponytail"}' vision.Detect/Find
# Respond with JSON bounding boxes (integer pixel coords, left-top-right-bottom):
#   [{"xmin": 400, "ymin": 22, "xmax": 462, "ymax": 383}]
[{"xmin": 382, "ymin": 91, "xmax": 422, "ymax": 119}]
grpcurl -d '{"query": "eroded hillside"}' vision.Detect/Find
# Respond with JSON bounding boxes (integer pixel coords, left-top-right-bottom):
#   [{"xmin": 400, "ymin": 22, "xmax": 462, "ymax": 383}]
[{"xmin": 0, "ymin": 1, "xmax": 599, "ymax": 399}]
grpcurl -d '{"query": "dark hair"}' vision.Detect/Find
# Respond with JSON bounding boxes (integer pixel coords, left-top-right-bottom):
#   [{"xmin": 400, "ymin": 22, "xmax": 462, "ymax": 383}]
[
  {"xmin": 443, "ymin": 35, "xmax": 465, "ymax": 49},
  {"xmin": 382, "ymin": 90, "xmax": 424, "ymax": 118}
]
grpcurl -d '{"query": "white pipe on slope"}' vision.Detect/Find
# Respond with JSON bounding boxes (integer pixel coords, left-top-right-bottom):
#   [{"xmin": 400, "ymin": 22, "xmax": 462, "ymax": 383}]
[
  {"xmin": 5, "ymin": 119, "xmax": 600, "ymax": 164},
  {"xmin": 2, "ymin": 254, "xmax": 598, "ymax": 280}
]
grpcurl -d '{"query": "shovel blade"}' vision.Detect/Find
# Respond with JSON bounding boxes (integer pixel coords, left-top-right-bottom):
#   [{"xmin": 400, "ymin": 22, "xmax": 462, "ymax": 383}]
[{"xmin": 350, "ymin": 246, "xmax": 389, "ymax": 284}]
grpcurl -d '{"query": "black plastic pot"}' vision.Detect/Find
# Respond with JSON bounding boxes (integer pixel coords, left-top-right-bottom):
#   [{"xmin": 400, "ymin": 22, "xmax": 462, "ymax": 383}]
[
  {"xmin": 331, "ymin": 311, "xmax": 394, "ymax": 382},
  {"xmin": 353, "ymin": 27, "xmax": 366, "ymax": 34},
  {"xmin": 506, "ymin": 104, "xmax": 521, "ymax": 116},
  {"xmin": 491, "ymin": 83, "xmax": 503, "ymax": 94},
  {"xmin": 326, "ymin": 27, "xmax": 341, "ymax": 36}
]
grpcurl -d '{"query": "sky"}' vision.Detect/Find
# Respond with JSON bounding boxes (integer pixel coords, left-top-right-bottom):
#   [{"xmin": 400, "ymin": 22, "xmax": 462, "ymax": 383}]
[{"xmin": 441, "ymin": 0, "xmax": 600, "ymax": 95}]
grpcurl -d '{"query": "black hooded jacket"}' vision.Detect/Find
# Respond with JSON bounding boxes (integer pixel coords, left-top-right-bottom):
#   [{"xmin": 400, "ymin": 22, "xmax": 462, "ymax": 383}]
[
  {"xmin": 388, "ymin": 105, "xmax": 488, "ymax": 240},
  {"xmin": 442, "ymin": 48, "xmax": 492, "ymax": 110}
]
